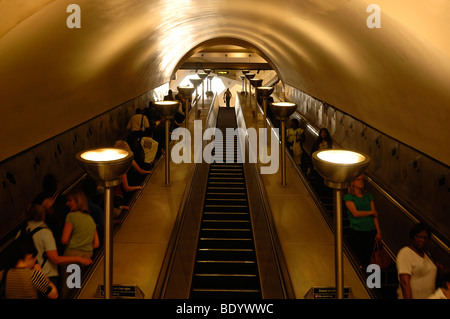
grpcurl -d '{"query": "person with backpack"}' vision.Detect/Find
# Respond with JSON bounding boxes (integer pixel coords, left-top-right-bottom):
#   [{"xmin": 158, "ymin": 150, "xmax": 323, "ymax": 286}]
[
  {"xmin": 0, "ymin": 233, "xmax": 58, "ymax": 299},
  {"xmin": 20, "ymin": 203, "xmax": 93, "ymax": 292}
]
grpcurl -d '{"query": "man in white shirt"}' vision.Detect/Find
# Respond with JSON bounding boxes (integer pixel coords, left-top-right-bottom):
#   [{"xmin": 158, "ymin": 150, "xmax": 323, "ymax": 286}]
[
  {"xmin": 127, "ymin": 108, "xmax": 149, "ymax": 135},
  {"xmin": 141, "ymin": 128, "xmax": 159, "ymax": 169}
]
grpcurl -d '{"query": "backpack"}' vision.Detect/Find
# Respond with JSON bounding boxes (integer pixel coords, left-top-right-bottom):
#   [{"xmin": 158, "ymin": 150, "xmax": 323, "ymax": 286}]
[{"xmin": 17, "ymin": 225, "xmax": 49, "ymax": 268}]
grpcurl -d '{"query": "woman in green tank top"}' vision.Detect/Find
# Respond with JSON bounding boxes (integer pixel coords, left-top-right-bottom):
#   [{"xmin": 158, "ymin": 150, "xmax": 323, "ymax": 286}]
[{"xmin": 343, "ymin": 174, "xmax": 382, "ymax": 269}]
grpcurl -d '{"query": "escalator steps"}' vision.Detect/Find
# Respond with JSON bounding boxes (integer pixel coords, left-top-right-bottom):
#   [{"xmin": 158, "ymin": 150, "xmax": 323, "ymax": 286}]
[{"xmin": 190, "ymin": 107, "xmax": 261, "ymax": 299}]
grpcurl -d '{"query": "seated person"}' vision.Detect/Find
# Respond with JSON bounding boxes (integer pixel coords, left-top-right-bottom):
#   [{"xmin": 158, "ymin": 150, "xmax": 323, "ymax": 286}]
[{"xmin": 140, "ymin": 128, "xmax": 159, "ymax": 169}]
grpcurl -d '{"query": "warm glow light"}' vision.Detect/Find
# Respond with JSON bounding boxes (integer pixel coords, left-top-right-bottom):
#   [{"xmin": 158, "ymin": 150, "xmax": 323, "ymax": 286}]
[
  {"xmin": 80, "ymin": 148, "xmax": 129, "ymax": 162},
  {"xmin": 272, "ymin": 102, "xmax": 296, "ymax": 107},
  {"xmin": 317, "ymin": 150, "xmax": 366, "ymax": 164},
  {"xmin": 154, "ymin": 101, "xmax": 179, "ymax": 105}
]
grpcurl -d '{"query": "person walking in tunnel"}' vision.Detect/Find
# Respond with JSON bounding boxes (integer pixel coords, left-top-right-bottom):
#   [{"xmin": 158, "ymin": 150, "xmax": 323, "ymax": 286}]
[
  {"xmin": 224, "ymin": 88, "xmax": 232, "ymax": 107},
  {"xmin": 396, "ymin": 223, "xmax": 442, "ymax": 299},
  {"xmin": 343, "ymin": 174, "xmax": 382, "ymax": 270}
]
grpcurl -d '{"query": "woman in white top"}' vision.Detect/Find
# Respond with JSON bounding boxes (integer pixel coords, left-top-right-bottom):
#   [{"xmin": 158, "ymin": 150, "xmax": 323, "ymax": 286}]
[{"xmin": 396, "ymin": 223, "xmax": 439, "ymax": 299}]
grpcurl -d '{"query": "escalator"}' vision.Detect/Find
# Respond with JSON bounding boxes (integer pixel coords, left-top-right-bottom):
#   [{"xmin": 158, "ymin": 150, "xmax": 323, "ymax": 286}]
[
  {"xmin": 190, "ymin": 107, "xmax": 262, "ymax": 299},
  {"xmin": 296, "ymin": 148, "xmax": 399, "ymax": 298}
]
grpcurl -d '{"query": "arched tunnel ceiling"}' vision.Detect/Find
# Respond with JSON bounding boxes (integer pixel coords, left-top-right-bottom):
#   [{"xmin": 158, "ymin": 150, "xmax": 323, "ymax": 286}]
[{"xmin": 0, "ymin": 0, "xmax": 449, "ymax": 165}]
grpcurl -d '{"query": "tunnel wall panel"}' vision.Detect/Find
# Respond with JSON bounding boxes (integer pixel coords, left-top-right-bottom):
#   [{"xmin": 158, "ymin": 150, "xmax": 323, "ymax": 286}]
[
  {"xmin": 285, "ymin": 84, "xmax": 450, "ymax": 249},
  {"xmin": 0, "ymin": 85, "xmax": 167, "ymax": 244}
]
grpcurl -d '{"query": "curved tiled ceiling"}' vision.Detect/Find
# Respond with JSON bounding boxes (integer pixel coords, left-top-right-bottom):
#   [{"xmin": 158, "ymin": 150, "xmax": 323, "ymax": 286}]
[{"xmin": 0, "ymin": 0, "xmax": 449, "ymax": 164}]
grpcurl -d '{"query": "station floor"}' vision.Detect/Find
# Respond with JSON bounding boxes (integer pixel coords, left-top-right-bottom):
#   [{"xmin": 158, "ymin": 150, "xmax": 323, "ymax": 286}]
[{"xmin": 77, "ymin": 93, "xmax": 370, "ymax": 299}]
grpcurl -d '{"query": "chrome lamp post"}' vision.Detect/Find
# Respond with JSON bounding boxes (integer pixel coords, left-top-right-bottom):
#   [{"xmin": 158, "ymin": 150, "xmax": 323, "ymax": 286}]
[
  {"xmin": 249, "ymin": 78, "xmax": 263, "ymax": 108},
  {"xmin": 256, "ymin": 86, "xmax": 274, "ymax": 128},
  {"xmin": 189, "ymin": 78, "xmax": 203, "ymax": 119},
  {"xmin": 240, "ymin": 74, "xmax": 246, "ymax": 94},
  {"xmin": 242, "ymin": 70, "xmax": 250, "ymax": 94},
  {"xmin": 270, "ymin": 102, "xmax": 298, "ymax": 187},
  {"xmin": 312, "ymin": 150, "xmax": 370, "ymax": 299},
  {"xmin": 177, "ymin": 86, "xmax": 195, "ymax": 130},
  {"xmin": 153, "ymin": 101, "xmax": 180, "ymax": 186},
  {"xmin": 206, "ymin": 74, "xmax": 214, "ymax": 97},
  {"xmin": 245, "ymin": 73, "xmax": 255, "ymax": 106},
  {"xmin": 76, "ymin": 147, "xmax": 134, "ymax": 299},
  {"xmin": 197, "ymin": 72, "xmax": 208, "ymax": 108}
]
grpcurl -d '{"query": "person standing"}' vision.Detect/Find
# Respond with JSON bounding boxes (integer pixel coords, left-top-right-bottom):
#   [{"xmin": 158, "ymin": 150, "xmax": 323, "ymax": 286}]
[
  {"xmin": 0, "ymin": 234, "xmax": 58, "ymax": 299},
  {"xmin": 60, "ymin": 189, "xmax": 99, "ymax": 298},
  {"xmin": 127, "ymin": 108, "xmax": 150, "ymax": 138},
  {"xmin": 397, "ymin": 223, "xmax": 440, "ymax": 299},
  {"xmin": 224, "ymin": 88, "xmax": 232, "ymax": 107},
  {"xmin": 343, "ymin": 174, "xmax": 382, "ymax": 269},
  {"xmin": 20, "ymin": 204, "xmax": 92, "ymax": 293}
]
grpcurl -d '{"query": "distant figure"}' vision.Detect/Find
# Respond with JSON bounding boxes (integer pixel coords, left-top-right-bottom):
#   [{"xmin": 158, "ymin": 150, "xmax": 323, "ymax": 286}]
[
  {"xmin": 164, "ymin": 89, "xmax": 175, "ymax": 101},
  {"xmin": 312, "ymin": 127, "xmax": 333, "ymax": 154},
  {"xmin": 127, "ymin": 108, "xmax": 150, "ymax": 138},
  {"xmin": 308, "ymin": 128, "xmax": 333, "ymax": 175},
  {"xmin": 224, "ymin": 88, "xmax": 232, "ymax": 107},
  {"xmin": 286, "ymin": 118, "xmax": 304, "ymax": 165}
]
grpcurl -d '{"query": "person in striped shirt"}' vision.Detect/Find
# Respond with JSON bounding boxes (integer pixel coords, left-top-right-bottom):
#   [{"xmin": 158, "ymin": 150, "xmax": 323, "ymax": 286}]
[{"xmin": 0, "ymin": 234, "xmax": 58, "ymax": 299}]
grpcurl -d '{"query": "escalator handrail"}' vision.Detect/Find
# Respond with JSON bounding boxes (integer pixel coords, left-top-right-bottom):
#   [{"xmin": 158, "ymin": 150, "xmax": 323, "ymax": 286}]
[
  {"xmin": 235, "ymin": 95, "xmax": 295, "ymax": 298},
  {"xmin": 152, "ymin": 93, "xmax": 218, "ymax": 298}
]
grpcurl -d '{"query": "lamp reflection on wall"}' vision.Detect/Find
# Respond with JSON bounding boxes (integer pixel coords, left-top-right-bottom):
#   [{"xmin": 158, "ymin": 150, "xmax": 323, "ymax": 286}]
[
  {"xmin": 312, "ymin": 149, "xmax": 370, "ymax": 299},
  {"xmin": 153, "ymin": 101, "xmax": 180, "ymax": 186},
  {"xmin": 76, "ymin": 147, "xmax": 134, "ymax": 299}
]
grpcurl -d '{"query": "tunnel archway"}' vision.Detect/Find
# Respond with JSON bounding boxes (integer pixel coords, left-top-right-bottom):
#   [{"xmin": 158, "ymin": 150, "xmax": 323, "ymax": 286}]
[{"xmin": 171, "ymin": 37, "xmax": 282, "ymax": 82}]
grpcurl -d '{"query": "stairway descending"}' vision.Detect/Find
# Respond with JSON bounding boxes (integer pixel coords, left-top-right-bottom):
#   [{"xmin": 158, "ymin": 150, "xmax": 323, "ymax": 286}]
[{"xmin": 190, "ymin": 107, "xmax": 261, "ymax": 299}]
